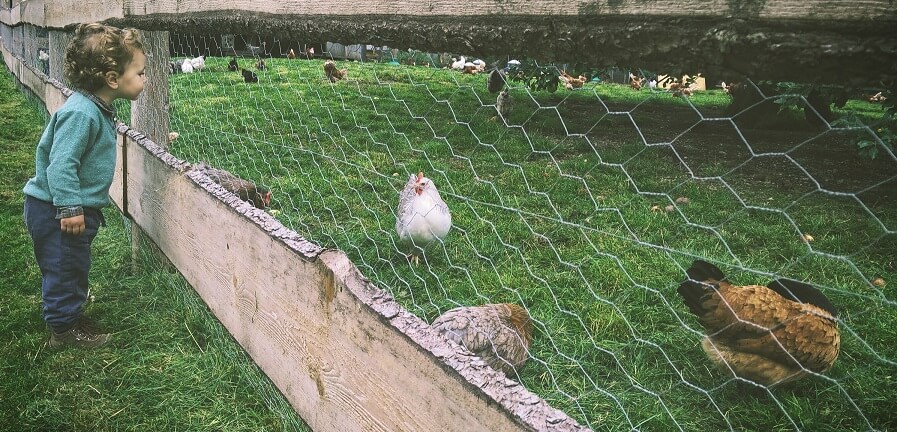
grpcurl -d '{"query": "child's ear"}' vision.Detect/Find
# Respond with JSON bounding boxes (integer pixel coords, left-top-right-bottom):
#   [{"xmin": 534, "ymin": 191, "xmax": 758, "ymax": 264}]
[{"xmin": 104, "ymin": 71, "xmax": 120, "ymax": 89}]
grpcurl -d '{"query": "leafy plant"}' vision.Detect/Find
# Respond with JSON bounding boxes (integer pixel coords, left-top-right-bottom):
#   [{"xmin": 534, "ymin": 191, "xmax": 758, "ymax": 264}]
[
  {"xmin": 507, "ymin": 60, "xmax": 561, "ymax": 92},
  {"xmin": 839, "ymin": 83, "xmax": 895, "ymax": 159},
  {"xmin": 855, "ymin": 126, "xmax": 895, "ymax": 159},
  {"xmin": 775, "ymin": 81, "xmax": 894, "ymax": 158}
]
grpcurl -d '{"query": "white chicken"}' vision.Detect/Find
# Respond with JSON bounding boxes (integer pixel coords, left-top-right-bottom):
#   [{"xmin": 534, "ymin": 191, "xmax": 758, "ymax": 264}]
[
  {"xmin": 395, "ymin": 172, "xmax": 452, "ymax": 265},
  {"xmin": 180, "ymin": 58, "xmax": 194, "ymax": 73},
  {"xmin": 450, "ymin": 56, "xmax": 466, "ymax": 71},
  {"xmin": 190, "ymin": 55, "xmax": 206, "ymax": 71}
]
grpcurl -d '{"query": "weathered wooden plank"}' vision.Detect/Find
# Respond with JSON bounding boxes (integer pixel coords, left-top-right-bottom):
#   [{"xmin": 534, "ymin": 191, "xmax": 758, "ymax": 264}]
[
  {"xmin": 1, "ymin": 41, "xmax": 71, "ymax": 112},
  {"xmin": 47, "ymin": 30, "xmax": 71, "ymax": 83},
  {"xmin": 37, "ymin": 0, "xmax": 897, "ymax": 21},
  {"xmin": 108, "ymin": 124, "xmax": 588, "ymax": 431},
  {"xmin": 2, "ymin": 0, "xmax": 895, "ymax": 86},
  {"xmin": 131, "ymin": 30, "xmax": 170, "ymax": 147}
]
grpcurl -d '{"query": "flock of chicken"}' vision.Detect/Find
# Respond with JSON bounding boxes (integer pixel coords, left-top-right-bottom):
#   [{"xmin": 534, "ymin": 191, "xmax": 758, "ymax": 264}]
[
  {"xmin": 169, "ymin": 55, "xmax": 206, "ymax": 74},
  {"xmin": 181, "ymin": 55, "xmax": 842, "ymax": 388}
]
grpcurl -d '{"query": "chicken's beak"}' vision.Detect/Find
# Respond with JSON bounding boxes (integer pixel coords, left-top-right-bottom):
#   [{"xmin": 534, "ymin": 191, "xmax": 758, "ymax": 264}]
[{"xmin": 415, "ymin": 172, "xmax": 425, "ymax": 195}]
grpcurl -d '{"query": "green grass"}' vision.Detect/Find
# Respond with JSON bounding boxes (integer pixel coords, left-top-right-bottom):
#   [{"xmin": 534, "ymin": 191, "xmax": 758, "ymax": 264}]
[
  {"xmin": 0, "ymin": 65, "xmax": 309, "ymax": 431},
  {"xmin": 166, "ymin": 56, "xmax": 896, "ymax": 431}
]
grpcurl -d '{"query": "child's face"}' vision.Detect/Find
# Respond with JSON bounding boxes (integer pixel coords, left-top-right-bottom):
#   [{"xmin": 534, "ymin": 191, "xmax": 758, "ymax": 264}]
[{"xmin": 114, "ymin": 50, "xmax": 147, "ymax": 101}]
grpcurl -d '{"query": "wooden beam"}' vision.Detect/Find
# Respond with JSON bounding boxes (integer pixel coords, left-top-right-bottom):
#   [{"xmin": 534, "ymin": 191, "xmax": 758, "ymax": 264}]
[
  {"xmin": 131, "ymin": 30, "xmax": 170, "ymax": 147},
  {"xmin": 109, "ymin": 128, "xmax": 588, "ymax": 431},
  {"xmin": 47, "ymin": 30, "xmax": 71, "ymax": 83},
  {"xmin": 0, "ymin": 41, "xmax": 70, "ymax": 113},
  {"xmin": 2, "ymin": 0, "xmax": 895, "ymax": 86}
]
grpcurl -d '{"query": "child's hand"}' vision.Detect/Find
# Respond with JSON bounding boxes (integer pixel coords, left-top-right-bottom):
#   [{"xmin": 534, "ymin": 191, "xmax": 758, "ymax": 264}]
[{"xmin": 60, "ymin": 215, "xmax": 86, "ymax": 235}]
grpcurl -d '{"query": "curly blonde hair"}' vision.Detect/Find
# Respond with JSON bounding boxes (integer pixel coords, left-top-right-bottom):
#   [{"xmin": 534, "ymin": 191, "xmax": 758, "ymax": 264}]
[{"xmin": 64, "ymin": 23, "xmax": 144, "ymax": 91}]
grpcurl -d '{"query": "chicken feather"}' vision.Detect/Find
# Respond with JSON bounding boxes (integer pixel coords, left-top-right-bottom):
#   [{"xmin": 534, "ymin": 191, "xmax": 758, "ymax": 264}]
[
  {"xmin": 431, "ymin": 303, "xmax": 533, "ymax": 376},
  {"xmin": 678, "ymin": 260, "xmax": 840, "ymax": 386},
  {"xmin": 191, "ymin": 162, "xmax": 270, "ymax": 209}
]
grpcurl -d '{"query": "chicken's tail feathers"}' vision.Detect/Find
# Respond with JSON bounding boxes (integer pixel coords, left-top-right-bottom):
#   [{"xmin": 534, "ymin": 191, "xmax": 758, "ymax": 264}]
[
  {"xmin": 686, "ymin": 259, "xmax": 727, "ymax": 283},
  {"xmin": 500, "ymin": 303, "xmax": 533, "ymax": 340},
  {"xmin": 767, "ymin": 279, "xmax": 839, "ymax": 317},
  {"xmin": 677, "ymin": 278, "xmax": 716, "ymax": 317},
  {"xmin": 678, "ymin": 260, "xmax": 725, "ymax": 317}
]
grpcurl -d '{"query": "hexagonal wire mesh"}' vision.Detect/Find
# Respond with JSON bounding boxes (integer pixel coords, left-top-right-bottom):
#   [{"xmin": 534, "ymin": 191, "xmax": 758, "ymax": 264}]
[{"xmin": 162, "ymin": 32, "xmax": 897, "ymax": 431}]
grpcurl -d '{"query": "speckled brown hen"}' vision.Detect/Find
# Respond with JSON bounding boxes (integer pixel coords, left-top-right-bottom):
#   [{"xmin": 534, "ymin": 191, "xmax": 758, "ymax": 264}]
[
  {"xmin": 323, "ymin": 60, "xmax": 348, "ymax": 83},
  {"xmin": 431, "ymin": 303, "xmax": 533, "ymax": 376},
  {"xmin": 678, "ymin": 260, "xmax": 840, "ymax": 386},
  {"xmin": 191, "ymin": 162, "xmax": 271, "ymax": 209}
]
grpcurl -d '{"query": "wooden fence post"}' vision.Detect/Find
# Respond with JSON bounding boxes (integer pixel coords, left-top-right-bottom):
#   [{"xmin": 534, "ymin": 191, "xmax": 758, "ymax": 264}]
[
  {"xmin": 47, "ymin": 29, "xmax": 71, "ymax": 83},
  {"xmin": 131, "ymin": 29, "xmax": 170, "ymax": 147},
  {"xmin": 129, "ymin": 29, "xmax": 171, "ymax": 273}
]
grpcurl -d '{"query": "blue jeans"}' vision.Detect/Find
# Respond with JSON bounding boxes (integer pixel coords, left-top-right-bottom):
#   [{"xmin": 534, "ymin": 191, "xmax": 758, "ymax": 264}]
[{"xmin": 23, "ymin": 195, "xmax": 104, "ymax": 333}]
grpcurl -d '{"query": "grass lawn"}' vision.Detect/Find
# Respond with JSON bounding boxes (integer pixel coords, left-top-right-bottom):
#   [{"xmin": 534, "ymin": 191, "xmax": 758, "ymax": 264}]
[
  {"xmin": 0, "ymin": 65, "xmax": 309, "ymax": 431},
  {"xmin": 165, "ymin": 53, "xmax": 895, "ymax": 431}
]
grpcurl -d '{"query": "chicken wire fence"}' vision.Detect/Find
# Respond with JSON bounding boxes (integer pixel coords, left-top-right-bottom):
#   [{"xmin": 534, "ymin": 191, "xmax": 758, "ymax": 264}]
[
  {"xmin": 7, "ymin": 23, "xmax": 895, "ymax": 430},
  {"xmin": 153, "ymin": 33, "xmax": 897, "ymax": 431}
]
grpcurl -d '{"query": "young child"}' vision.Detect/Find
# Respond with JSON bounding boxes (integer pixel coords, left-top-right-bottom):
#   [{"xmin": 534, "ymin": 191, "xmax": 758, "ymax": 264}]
[{"xmin": 23, "ymin": 23, "xmax": 146, "ymax": 348}]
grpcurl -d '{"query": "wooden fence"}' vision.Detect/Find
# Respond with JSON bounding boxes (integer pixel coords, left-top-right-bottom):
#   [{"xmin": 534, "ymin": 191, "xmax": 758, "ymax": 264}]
[{"xmin": 1, "ymin": 41, "xmax": 588, "ymax": 431}]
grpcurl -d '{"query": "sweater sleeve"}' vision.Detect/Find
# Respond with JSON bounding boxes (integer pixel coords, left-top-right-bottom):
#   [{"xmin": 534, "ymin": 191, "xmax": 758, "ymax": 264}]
[{"xmin": 46, "ymin": 109, "xmax": 96, "ymax": 207}]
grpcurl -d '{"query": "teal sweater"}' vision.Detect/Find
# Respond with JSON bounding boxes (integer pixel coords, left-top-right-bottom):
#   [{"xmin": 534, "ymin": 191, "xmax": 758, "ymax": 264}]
[{"xmin": 23, "ymin": 92, "xmax": 117, "ymax": 209}]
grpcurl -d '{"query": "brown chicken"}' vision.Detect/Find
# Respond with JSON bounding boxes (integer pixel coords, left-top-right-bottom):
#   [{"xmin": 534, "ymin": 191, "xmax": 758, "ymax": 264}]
[
  {"xmin": 677, "ymin": 260, "xmax": 840, "ymax": 386},
  {"xmin": 323, "ymin": 60, "xmax": 348, "ymax": 83},
  {"xmin": 191, "ymin": 162, "xmax": 271, "ymax": 209},
  {"xmin": 431, "ymin": 303, "xmax": 533, "ymax": 376},
  {"xmin": 287, "ymin": 48, "xmax": 296, "ymax": 60},
  {"xmin": 669, "ymin": 81, "xmax": 693, "ymax": 97},
  {"xmin": 629, "ymin": 72, "xmax": 644, "ymax": 90},
  {"xmin": 559, "ymin": 70, "xmax": 587, "ymax": 90}
]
